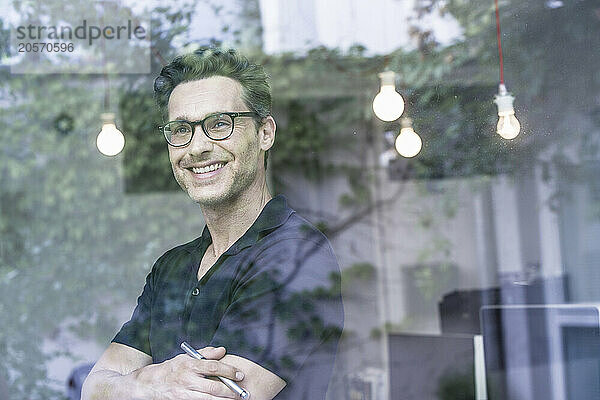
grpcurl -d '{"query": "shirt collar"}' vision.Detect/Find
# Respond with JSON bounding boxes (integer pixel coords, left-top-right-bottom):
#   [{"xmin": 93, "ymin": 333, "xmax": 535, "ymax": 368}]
[{"xmin": 192, "ymin": 195, "xmax": 294, "ymax": 256}]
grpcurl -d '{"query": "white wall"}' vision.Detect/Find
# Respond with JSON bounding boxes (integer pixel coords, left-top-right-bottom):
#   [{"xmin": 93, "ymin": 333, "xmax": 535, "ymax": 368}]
[{"xmin": 259, "ymin": 0, "xmax": 462, "ymax": 54}]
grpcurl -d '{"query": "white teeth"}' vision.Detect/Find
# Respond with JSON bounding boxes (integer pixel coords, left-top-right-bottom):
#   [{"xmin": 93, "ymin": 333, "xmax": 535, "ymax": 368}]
[{"xmin": 191, "ymin": 163, "xmax": 224, "ymax": 174}]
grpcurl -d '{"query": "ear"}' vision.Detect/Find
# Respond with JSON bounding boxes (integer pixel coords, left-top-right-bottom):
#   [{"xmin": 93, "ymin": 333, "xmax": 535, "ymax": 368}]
[{"xmin": 258, "ymin": 116, "xmax": 276, "ymax": 152}]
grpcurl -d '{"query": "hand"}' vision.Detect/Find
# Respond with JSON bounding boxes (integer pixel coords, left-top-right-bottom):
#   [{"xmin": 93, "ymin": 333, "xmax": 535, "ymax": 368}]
[{"xmin": 134, "ymin": 346, "xmax": 245, "ymax": 400}]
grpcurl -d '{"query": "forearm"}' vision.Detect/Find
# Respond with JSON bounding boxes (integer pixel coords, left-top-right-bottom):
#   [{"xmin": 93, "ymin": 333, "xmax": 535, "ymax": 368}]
[
  {"xmin": 81, "ymin": 367, "xmax": 149, "ymax": 400},
  {"xmin": 219, "ymin": 354, "xmax": 286, "ymax": 400}
]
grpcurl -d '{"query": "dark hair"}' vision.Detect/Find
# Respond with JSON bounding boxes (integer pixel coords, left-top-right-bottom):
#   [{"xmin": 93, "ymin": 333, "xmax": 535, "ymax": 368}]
[{"xmin": 154, "ymin": 47, "xmax": 272, "ymax": 168}]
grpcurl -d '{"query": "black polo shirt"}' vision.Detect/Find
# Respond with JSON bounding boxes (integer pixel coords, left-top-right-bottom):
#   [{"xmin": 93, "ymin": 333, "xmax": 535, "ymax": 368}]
[{"xmin": 112, "ymin": 195, "xmax": 344, "ymax": 399}]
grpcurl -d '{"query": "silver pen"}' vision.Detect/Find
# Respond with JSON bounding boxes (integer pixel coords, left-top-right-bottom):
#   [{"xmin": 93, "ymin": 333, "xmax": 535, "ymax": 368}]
[{"xmin": 180, "ymin": 342, "xmax": 251, "ymax": 400}]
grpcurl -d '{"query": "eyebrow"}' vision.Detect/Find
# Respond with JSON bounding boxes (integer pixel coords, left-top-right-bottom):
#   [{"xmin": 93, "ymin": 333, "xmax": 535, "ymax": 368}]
[{"xmin": 171, "ymin": 111, "xmax": 228, "ymax": 121}]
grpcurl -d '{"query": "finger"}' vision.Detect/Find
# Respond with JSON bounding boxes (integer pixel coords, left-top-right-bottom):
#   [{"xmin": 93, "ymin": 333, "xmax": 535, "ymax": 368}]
[
  {"xmin": 187, "ymin": 377, "xmax": 241, "ymax": 399},
  {"xmin": 191, "ymin": 359, "xmax": 244, "ymax": 381},
  {"xmin": 198, "ymin": 346, "xmax": 226, "ymax": 359}
]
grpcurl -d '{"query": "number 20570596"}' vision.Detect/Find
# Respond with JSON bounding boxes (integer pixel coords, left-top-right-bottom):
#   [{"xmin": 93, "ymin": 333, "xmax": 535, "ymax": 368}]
[{"xmin": 18, "ymin": 42, "xmax": 74, "ymax": 52}]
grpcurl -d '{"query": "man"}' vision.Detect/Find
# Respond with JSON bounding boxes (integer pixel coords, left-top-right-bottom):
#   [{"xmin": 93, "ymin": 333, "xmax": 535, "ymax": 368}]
[{"xmin": 82, "ymin": 47, "xmax": 344, "ymax": 400}]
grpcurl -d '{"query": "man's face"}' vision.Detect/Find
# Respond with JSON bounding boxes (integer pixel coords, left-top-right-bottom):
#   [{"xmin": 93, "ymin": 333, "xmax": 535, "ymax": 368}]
[{"xmin": 167, "ymin": 76, "xmax": 271, "ymax": 206}]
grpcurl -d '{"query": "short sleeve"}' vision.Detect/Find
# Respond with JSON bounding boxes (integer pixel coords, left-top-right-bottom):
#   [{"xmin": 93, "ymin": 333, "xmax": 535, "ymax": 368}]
[
  {"xmin": 208, "ymin": 235, "xmax": 344, "ymax": 399},
  {"xmin": 111, "ymin": 266, "xmax": 154, "ymax": 356}
]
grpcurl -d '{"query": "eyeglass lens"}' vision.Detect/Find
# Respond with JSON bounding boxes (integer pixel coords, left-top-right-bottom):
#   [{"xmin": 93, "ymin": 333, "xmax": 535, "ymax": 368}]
[{"xmin": 164, "ymin": 114, "xmax": 233, "ymax": 145}]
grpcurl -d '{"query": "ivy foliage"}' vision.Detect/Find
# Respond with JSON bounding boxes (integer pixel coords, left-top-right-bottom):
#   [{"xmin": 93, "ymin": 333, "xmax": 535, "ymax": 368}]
[
  {"xmin": 119, "ymin": 90, "xmax": 181, "ymax": 194},
  {"xmin": 270, "ymin": 96, "xmax": 361, "ymax": 183}
]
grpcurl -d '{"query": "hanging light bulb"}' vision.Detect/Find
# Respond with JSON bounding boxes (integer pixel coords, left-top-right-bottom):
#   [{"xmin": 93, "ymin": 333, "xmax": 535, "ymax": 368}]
[
  {"xmin": 96, "ymin": 113, "xmax": 125, "ymax": 156},
  {"xmin": 395, "ymin": 117, "xmax": 422, "ymax": 158},
  {"xmin": 492, "ymin": 0, "xmax": 521, "ymax": 141},
  {"xmin": 372, "ymin": 71, "xmax": 405, "ymax": 122},
  {"xmin": 494, "ymin": 84, "xmax": 520, "ymax": 140}
]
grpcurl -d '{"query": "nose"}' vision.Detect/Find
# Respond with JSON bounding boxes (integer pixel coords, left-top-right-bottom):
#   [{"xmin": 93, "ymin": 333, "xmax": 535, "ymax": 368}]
[{"xmin": 187, "ymin": 125, "xmax": 215, "ymax": 155}]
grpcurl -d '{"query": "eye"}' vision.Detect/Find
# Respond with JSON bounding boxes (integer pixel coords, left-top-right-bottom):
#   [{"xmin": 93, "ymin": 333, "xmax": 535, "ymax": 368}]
[
  {"xmin": 171, "ymin": 123, "xmax": 191, "ymax": 135},
  {"xmin": 210, "ymin": 118, "xmax": 232, "ymax": 130}
]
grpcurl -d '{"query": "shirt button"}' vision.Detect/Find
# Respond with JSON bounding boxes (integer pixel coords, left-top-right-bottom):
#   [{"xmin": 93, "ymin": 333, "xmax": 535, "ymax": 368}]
[{"xmin": 191, "ymin": 288, "xmax": 200, "ymax": 296}]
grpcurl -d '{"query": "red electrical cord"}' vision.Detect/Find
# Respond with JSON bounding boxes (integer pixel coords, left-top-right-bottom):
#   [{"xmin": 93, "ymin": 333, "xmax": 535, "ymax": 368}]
[{"xmin": 495, "ymin": 0, "xmax": 505, "ymax": 84}]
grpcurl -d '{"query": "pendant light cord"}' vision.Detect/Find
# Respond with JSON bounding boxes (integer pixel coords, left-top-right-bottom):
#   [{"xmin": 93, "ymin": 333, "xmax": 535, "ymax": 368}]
[
  {"xmin": 103, "ymin": 72, "xmax": 110, "ymax": 111},
  {"xmin": 101, "ymin": 5, "xmax": 110, "ymax": 111},
  {"xmin": 495, "ymin": 0, "xmax": 505, "ymax": 84}
]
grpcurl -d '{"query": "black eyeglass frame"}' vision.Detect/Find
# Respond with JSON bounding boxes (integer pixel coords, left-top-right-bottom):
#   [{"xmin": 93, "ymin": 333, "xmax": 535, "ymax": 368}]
[{"xmin": 158, "ymin": 111, "xmax": 260, "ymax": 147}]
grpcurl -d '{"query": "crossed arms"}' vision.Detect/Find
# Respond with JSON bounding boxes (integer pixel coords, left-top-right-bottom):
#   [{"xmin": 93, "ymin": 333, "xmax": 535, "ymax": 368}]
[{"xmin": 82, "ymin": 342, "xmax": 286, "ymax": 400}]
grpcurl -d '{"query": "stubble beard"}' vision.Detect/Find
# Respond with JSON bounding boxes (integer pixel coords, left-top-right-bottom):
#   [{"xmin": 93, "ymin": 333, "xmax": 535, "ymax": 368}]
[{"xmin": 173, "ymin": 161, "xmax": 259, "ymax": 208}]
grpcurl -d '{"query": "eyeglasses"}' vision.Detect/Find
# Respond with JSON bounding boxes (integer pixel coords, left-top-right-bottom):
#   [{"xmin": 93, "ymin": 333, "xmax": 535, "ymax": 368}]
[{"xmin": 158, "ymin": 112, "xmax": 259, "ymax": 147}]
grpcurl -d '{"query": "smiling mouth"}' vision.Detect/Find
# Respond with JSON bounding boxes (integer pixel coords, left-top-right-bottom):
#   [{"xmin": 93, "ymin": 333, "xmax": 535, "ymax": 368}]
[{"xmin": 187, "ymin": 162, "xmax": 227, "ymax": 174}]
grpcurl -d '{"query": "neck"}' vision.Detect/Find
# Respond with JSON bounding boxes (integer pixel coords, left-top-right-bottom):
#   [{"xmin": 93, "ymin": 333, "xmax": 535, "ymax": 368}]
[{"xmin": 201, "ymin": 180, "xmax": 272, "ymax": 257}]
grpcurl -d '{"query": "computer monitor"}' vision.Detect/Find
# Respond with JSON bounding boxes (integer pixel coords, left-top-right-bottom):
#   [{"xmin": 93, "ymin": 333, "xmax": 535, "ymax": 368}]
[
  {"xmin": 480, "ymin": 304, "xmax": 600, "ymax": 400},
  {"xmin": 388, "ymin": 333, "xmax": 476, "ymax": 400}
]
